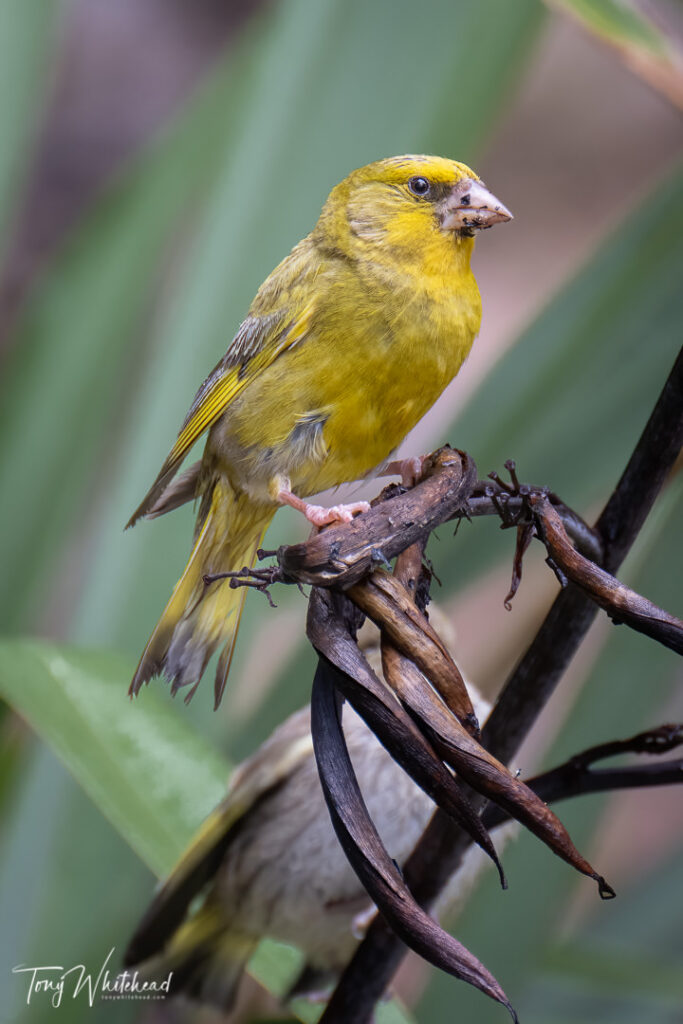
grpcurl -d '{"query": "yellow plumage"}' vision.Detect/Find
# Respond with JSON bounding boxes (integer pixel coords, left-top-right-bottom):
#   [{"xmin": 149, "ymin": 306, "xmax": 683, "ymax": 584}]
[{"xmin": 127, "ymin": 155, "xmax": 511, "ymax": 704}]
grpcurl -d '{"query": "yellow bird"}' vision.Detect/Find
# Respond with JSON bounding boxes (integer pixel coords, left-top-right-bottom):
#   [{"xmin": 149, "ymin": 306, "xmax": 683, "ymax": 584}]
[{"xmin": 127, "ymin": 155, "xmax": 511, "ymax": 706}]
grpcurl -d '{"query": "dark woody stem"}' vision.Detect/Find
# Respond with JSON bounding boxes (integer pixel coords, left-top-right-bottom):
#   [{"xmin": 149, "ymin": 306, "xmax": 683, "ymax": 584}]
[{"xmin": 483, "ymin": 723, "xmax": 683, "ymax": 829}]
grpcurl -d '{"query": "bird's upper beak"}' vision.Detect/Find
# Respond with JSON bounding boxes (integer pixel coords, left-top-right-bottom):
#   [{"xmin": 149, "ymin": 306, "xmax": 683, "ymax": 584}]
[{"xmin": 440, "ymin": 178, "xmax": 512, "ymax": 233}]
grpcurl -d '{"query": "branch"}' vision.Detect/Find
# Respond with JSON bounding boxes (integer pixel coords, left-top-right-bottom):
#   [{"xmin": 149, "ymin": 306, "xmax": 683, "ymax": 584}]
[
  {"xmin": 306, "ymin": 588, "xmax": 504, "ymax": 877},
  {"xmin": 367, "ymin": 546, "xmax": 613, "ymax": 893},
  {"xmin": 310, "ymin": 656, "xmax": 517, "ymax": 1022},
  {"xmin": 487, "ymin": 345, "xmax": 682, "ymax": 764},
  {"xmin": 320, "ymin": 348, "xmax": 683, "ymax": 1023},
  {"xmin": 281, "ymin": 447, "xmax": 477, "ymax": 587},
  {"xmin": 529, "ymin": 492, "xmax": 683, "ymax": 654},
  {"xmin": 483, "ymin": 723, "xmax": 683, "ymax": 829},
  {"xmin": 455, "ymin": 486, "xmax": 604, "ymax": 564},
  {"xmin": 348, "ymin": 571, "xmax": 478, "ymax": 733},
  {"xmin": 209, "ymin": 466, "xmax": 603, "ymax": 597}
]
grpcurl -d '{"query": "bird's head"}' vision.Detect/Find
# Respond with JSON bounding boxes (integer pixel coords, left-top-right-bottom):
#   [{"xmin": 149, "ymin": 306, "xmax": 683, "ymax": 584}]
[{"xmin": 314, "ymin": 154, "xmax": 512, "ymax": 258}]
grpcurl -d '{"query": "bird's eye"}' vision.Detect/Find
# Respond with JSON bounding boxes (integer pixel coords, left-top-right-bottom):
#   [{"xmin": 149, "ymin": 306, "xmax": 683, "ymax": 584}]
[{"xmin": 408, "ymin": 176, "xmax": 430, "ymax": 197}]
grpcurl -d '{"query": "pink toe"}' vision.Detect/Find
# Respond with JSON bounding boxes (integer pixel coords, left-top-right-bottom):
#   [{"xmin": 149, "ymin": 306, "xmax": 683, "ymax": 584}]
[
  {"xmin": 329, "ymin": 505, "xmax": 354, "ymax": 523},
  {"xmin": 305, "ymin": 505, "xmax": 332, "ymax": 527},
  {"xmin": 304, "ymin": 501, "xmax": 370, "ymax": 526}
]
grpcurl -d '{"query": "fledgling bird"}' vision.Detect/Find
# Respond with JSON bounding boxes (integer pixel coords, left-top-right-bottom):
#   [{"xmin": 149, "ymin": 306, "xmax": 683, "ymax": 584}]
[
  {"xmin": 127, "ymin": 155, "xmax": 511, "ymax": 705},
  {"xmin": 124, "ymin": 669, "xmax": 511, "ymax": 1012}
]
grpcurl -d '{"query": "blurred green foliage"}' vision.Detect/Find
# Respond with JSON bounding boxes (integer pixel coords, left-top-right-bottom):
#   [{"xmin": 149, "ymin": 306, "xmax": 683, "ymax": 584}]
[
  {"xmin": 0, "ymin": 0, "xmax": 680, "ymax": 1022},
  {"xmin": 548, "ymin": 0, "xmax": 675, "ymax": 58},
  {"xmin": 0, "ymin": 2, "xmax": 61, "ymax": 249}
]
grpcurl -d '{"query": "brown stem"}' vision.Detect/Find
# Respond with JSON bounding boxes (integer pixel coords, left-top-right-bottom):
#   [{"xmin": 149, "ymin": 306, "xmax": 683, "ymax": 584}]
[
  {"xmin": 374, "ymin": 549, "xmax": 614, "ymax": 899},
  {"xmin": 530, "ymin": 493, "xmax": 683, "ymax": 654},
  {"xmin": 483, "ymin": 723, "xmax": 683, "ymax": 828},
  {"xmin": 348, "ymin": 571, "xmax": 478, "ymax": 734},
  {"xmin": 280, "ymin": 447, "xmax": 477, "ymax": 587},
  {"xmin": 454, "ymin": 490, "xmax": 604, "ymax": 563},
  {"xmin": 310, "ymin": 656, "xmax": 517, "ymax": 1023},
  {"xmin": 306, "ymin": 588, "xmax": 503, "ymax": 877},
  {"xmin": 487, "ymin": 346, "xmax": 683, "ymax": 766}
]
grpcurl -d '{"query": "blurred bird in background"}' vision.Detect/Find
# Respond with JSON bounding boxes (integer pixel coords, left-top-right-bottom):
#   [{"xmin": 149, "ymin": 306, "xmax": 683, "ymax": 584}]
[
  {"xmin": 125, "ymin": 613, "xmax": 514, "ymax": 1012},
  {"xmin": 126, "ymin": 155, "xmax": 511, "ymax": 708}
]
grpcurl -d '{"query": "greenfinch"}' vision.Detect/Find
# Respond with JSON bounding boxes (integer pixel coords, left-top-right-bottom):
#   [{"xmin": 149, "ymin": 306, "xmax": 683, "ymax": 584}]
[
  {"xmin": 124, "ymin": 651, "xmax": 512, "ymax": 1010},
  {"xmin": 127, "ymin": 155, "xmax": 511, "ymax": 705}
]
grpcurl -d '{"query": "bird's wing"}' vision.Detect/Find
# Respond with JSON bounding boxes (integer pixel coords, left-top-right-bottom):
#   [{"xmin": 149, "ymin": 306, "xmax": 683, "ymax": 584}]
[
  {"xmin": 124, "ymin": 711, "xmax": 314, "ymax": 966},
  {"xmin": 126, "ymin": 300, "xmax": 315, "ymax": 528}
]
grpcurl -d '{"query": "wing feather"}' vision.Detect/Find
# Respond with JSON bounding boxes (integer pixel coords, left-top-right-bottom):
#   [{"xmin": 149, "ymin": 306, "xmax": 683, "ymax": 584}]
[
  {"xmin": 126, "ymin": 302, "xmax": 313, "ymax": 528},
  {"xmin": 124, "ymin": 710, "xmax": 313, "ymax": 965}
]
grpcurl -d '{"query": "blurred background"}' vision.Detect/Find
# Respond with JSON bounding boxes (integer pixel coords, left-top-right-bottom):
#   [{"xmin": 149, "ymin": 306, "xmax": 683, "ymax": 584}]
[{"xmin": 0, "ymin": 1, "xmax": 681, "ymax": 1022}]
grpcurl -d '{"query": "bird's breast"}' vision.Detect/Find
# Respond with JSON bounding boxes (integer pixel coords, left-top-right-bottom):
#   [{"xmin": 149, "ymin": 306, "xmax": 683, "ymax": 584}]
[
  {"xmin": 315, "ymin": 270, "xmax": 482, "ymax": 484},
  {"xmin": 212, "ymin": 260, "xmax": 482, "ymax": 498}
]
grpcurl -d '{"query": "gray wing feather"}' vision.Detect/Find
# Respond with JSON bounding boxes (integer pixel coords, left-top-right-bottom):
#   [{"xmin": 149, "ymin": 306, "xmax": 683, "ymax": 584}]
[{"xmin": 180, "ymin": 312, "xmax": 286, "ymax": 431}]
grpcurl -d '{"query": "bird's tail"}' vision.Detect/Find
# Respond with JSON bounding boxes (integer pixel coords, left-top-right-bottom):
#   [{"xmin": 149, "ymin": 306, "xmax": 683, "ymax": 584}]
[
  {"xmin": 131, "ymin": 901, "xmax": 257, "ymax": 1012},
  {"xmin": 130, "ymin": 478, "xmax": 275, "ymax": 707}
]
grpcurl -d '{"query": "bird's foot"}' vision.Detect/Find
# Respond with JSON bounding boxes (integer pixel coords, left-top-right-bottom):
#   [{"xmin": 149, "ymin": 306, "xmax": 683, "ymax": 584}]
[
  {"xmin": 382, "ymin": 454, "xmax": 428, "ymax": 487},
  {"xmin": 278, "ymin": 488, "xmax": 370, "ymax": 526},
  {"xmin": 306, "ymin": 500, "xmax": 371, "ymax": 525}
]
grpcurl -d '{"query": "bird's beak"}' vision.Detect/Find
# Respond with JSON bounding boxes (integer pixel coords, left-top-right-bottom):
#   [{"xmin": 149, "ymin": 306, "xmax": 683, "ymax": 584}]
[{"xmin": 440, "ymin": 178, "xmax": 513, "ymax": 233}]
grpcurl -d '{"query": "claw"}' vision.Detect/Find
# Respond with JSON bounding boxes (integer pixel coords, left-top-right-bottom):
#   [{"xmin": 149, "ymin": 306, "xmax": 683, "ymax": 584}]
[
  {"xmin": 278, "ymin": 486, "xmax": 370, "ymax": 526},
  {"xmin": 303, "ymin": 501, "xmax": 371, "ymax": 526},
  {"xmin": 382, "ymin": 455, "xmax": 427, "ymax": 487}
]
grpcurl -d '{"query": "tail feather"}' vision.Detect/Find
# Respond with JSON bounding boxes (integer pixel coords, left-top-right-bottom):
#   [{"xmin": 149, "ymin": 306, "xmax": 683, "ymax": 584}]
[
  {"xmin": 133, "ymin": 902, "xmax": 257, "ymax": 1012},
  {"xmin": 175, "ymin": 929, "xmax": 256, "ymax": 1010},
  {"xmin": 213, "ymin": 601, "xmax": 246, "ymax": 710},
  {"xmin": 130, "ymin": 479, "xmax": 274, "ymax": 704}
]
